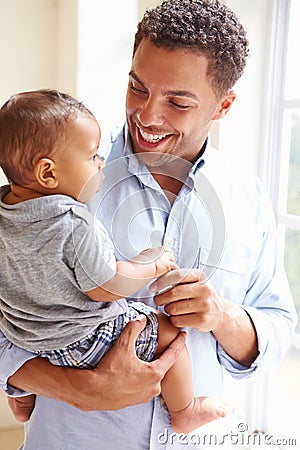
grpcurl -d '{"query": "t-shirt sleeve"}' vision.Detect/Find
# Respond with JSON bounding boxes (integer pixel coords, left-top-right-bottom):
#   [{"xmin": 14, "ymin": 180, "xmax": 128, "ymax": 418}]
[{"xmin": 69, "ymin": 206, "xmax": 117, "ymax": 292}]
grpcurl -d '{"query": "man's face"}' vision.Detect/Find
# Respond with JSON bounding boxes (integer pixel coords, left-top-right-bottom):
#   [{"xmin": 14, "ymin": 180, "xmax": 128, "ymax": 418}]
[{"xmin": 126, "ymin": 39, "xmax": 234, "ymax": 167}]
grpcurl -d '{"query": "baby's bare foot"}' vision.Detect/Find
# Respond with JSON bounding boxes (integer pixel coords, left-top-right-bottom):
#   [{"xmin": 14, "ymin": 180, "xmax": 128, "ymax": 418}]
[{"xmin": 170, "ymin": 396, "xmax": 227, "ymax": 434}]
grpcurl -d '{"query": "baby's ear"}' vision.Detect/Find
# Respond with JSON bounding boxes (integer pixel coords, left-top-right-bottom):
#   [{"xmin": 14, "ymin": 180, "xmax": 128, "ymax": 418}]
[{"xmin": 34, "ymin": 158, "xmax": 58, "ymax": 189}]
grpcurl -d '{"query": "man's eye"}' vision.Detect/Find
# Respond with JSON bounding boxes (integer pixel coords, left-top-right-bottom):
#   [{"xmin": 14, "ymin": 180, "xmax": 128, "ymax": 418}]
[
  {"xmin": 92, "ymin": 154, "xmax": 98, "ymax": 161},
  {"xmin": 170, "ymin": 101, "xmax": 190, "ymax": 110},
  {"xmin": 130, "ymin": 83, "xmax": 146, "ymax": 94}
]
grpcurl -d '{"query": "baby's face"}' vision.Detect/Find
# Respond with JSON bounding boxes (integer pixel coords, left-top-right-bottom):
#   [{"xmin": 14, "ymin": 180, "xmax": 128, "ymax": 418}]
[{"xmin": 54, "ymin": 115, "xmax": 104, "ymax": 203}]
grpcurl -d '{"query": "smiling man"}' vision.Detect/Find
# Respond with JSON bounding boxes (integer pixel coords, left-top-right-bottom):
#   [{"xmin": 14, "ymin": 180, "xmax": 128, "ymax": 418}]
[
  {"xmin": 126, "ymin": 42, "xmax": 234, "ymax": 166},
  {"xmin": 1, "ymin": 1, "xmax": 297, "ymax": 449}
]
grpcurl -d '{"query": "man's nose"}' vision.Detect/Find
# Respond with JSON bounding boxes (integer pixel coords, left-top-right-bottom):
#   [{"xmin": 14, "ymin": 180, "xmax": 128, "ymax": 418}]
[{"xmin": 137, "ymin": 97, "xmax": 164, "ymax": 127}]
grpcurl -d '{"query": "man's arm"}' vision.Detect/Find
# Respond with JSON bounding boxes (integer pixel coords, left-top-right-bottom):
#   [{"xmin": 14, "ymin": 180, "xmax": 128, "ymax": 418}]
[
  {"xmin": 152, "ymin": 264, "xmax": 296, "ymax": 371},
  {"xmin": 151, "ymin": 182, "xmax": 297, "ymax": 372},
  {"xmin": 6, "ymin": 317, "xmax": 186, "ymax": 411}
]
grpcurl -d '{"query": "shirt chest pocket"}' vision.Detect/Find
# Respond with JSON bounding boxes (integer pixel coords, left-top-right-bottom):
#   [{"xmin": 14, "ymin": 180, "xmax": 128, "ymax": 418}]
[{"xmin": 197, "ymin": 235, "xmax": 260, "ymax": 305}]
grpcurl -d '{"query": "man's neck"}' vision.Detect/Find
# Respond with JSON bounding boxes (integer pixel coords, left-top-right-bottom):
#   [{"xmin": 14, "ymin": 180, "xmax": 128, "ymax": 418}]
[
  {"xmin": 151, "ymin": 173, "xmax": 183, "ymax": 203},
  {"xmin": 149, "ymin": 140, "xmax": 208, "ymax": 201},
  {"xmin": 148, "ymin": 157, "xmax": 192, "ymax": 204}
]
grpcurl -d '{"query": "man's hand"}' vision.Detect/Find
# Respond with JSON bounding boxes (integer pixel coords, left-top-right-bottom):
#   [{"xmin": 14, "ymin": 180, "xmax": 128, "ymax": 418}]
[
  {"xmin": 150, "ymin": 268, "xmax": 258, "ymax": 367},
  {"xmin": 92, "ymin": 315, "xmax": 185, "ymax": 410},
  {"xmin": 7, "ymin": 394, "xmax": 36, "ymax": 422},
  {"xmin": 151, "ymin": 268, "xmax": 223, "ymax": 332},
  {"xmin": 8, "ymin": 316, "xmax": 186, "ymax": 412}
]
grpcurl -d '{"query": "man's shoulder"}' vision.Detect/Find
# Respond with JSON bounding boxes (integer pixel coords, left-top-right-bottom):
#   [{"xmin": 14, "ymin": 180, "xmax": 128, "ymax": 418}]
[
  {"xmin": 203, "ymin": 146, "xmax": 262, "ymax": 190},
  {"xmin": 201, "ymin": 146, "xmax": 270, "ymax": 214}
]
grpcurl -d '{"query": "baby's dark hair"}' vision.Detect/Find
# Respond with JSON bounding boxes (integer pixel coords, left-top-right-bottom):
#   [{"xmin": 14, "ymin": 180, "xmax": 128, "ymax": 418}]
[
  {"xmin": 133, "ymin": 0, "xmax": 249, "ymax": 97},
  {"xmin": 0, "ymin": 89, "xmax": 94, "ymax": 185}
]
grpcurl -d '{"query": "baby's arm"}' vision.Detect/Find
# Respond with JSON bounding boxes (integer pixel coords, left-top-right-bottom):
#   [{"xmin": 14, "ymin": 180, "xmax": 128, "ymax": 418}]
[{"xmin": 86, "ymin": 247, "xmax": 175, "ymax": 302}]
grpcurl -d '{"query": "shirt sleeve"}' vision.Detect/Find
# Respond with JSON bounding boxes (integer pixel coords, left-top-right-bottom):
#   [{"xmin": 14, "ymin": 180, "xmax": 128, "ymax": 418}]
[
  {"xmin": 217, "ymin": 180, "xmax": 297, "ymax": 378},
  {"xmin": 0, "ymin": 330, "xmax": 36, "ymax": 396}
]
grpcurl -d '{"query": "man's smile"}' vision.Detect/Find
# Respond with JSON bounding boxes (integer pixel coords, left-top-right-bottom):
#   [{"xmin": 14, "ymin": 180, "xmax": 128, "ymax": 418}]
[{"xmin": 136, "ymin": 124, "xmax": 172, "ymax": 148}]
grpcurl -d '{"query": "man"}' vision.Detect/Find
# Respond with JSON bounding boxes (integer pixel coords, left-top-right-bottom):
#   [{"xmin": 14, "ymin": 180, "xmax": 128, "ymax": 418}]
[{"xmin": 0, "ymin": 1, "xmax": 296, "ymax": 449}]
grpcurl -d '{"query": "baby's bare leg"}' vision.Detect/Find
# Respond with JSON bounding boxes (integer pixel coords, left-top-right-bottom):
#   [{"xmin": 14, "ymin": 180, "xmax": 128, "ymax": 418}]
[
  {"xmin": 7, "ymin": 394, "xmax": 36, "ymax": 422},
  {"xmin": 155, "ymin": 312, "xmax": 227, "ymax": 434}
]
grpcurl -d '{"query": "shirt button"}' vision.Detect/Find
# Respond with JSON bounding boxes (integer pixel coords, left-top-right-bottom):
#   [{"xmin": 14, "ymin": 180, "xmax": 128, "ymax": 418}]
[
  {"xmin": 156, "ymin": 190, "xmax": 162, "ymax": 196},
  {"xmin": 167, "ymin": 238, "xmax": 174, "ymax": 245}
]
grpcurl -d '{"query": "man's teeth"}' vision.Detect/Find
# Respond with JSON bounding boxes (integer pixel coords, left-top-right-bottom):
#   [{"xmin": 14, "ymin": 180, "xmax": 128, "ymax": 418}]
[{"xmin": 139, "ymin": 128, "xmax": 169, "ymax": 143}]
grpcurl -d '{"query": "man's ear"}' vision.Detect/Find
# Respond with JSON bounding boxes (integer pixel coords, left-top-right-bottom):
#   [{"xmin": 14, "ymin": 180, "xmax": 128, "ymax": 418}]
[
  {"xmin": 34, "ymin": 158, "xmax": 58, "ymax": 189},
  {"xmin": 212, "ymin": 90, "xmax": 236, "ymax": 121}
]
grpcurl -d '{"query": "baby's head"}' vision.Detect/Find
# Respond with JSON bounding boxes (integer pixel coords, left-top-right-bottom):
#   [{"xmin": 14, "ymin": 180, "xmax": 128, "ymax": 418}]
[{"xmin": 0, "ymin": 89, "xmax": 103, "ymax": 202}]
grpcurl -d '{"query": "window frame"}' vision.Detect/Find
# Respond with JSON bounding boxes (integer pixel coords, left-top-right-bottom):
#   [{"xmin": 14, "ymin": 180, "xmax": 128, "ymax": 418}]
[
  {"xmin": 214, "ymin": 1, "xmax": 300, "ymax": 438},
  {"xmin": 248, "ymin": 0, "xmax": 300, "ymax": 436},
  {"xmin": 261, "ymin": 0, "xmax": 299, "ymax": 344}
]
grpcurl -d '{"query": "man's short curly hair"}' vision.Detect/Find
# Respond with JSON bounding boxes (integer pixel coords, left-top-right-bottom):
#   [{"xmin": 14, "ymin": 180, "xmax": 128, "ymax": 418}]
[{"xmin": 133, "ymin": 0, "xmax": 249, "ymax": 97}]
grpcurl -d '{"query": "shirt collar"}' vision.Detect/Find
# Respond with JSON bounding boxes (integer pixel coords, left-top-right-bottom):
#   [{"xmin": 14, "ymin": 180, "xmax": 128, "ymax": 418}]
[
  {"xmin": 124, "ymin": 125, "xmax": 209, "ymax": 181},
  {"xmin": 189, "ymin": 138, "xmax": 208, "ymax": 178}
]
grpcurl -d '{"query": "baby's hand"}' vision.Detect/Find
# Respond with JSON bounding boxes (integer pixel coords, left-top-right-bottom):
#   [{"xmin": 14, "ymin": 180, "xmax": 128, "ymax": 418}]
[
  {"xmin": 156, "ymin": 247, "xmax": 176, "ymax": 277},
  {"xmin": 139, "ymin": 247, "xmax": 175, "ymax": 277}
]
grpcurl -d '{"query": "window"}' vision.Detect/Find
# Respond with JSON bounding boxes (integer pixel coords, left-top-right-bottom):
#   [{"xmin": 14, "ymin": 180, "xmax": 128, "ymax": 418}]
[
  {"xmin": 260, "ymin": 0, "xmax": 300, "ymax": 443},
  {"xmin": 279, "ymin": 0, "xmax": 300, "ymax": 337},
  {"xmin": 263, "ymin": 0, "xmax": 300, "ymax": 335}
]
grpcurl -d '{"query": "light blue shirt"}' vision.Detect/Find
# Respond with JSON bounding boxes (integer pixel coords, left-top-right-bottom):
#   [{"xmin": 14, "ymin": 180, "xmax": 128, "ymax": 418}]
[{"xmin": 0, "ymin": 125, "xmax": 297, "ymax": 450}]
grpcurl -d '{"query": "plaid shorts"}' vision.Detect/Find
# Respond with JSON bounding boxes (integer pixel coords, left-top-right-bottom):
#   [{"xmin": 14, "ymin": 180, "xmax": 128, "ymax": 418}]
[{"xmin": 37, "ymin": 301, "xmax": 159, "ymax": 369}]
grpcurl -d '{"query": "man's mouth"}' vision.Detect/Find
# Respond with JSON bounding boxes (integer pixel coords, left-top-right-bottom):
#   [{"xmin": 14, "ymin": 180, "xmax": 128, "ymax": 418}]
[{"xmin": 137, "ymin": 125, "xmax": 171, "ymax": 145}]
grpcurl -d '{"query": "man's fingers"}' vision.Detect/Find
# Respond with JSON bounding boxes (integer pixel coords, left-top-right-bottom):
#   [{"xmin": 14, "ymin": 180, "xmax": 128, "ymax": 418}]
[
  {"xmin": 7, "ymin": 395, "xmax": 36, "ymax": 423},
  {"xmin": 164, "ymin": 298, "xmax": 200, "ymax": 315},
  {"xmin": 150, "ymin": 268, "xmax": 203, "ymax": 294},
  {"xmin": 151, "ymin": 331, "xmax": 186, "ymax": 378},
  {"xmin": 168, "ymin": 313, "xmax": 202, "ymax": 329},
  {"xmin": 116, "ymin": 315, "xmax": 147, "ymax": 352}
]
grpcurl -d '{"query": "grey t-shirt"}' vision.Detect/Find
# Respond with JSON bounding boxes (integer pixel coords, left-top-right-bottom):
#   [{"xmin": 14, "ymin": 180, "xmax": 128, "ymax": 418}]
[{"xmin": 0, "ymin": 185, "xmax": 127, "ymax": 351}]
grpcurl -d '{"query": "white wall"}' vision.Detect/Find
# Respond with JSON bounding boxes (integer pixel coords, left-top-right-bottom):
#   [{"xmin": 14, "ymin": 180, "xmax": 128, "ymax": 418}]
[
  {"xmin": 76, "ymin": 0, "xmax": 138, "ymax": 137},
  {"xmin": 0, "ymin": 0, "xmax": 56, "ymax": 104},
  {"xmin": 138, "ymin": 0, "xmax": 160, "ymax": 19},
  {"xmin": 0, "ymin": 0, "xmax": 77, "ymax": 186},
  {"xmin": 56, "ymin": 0, "xmax": 78, "ymax": 95},
  {"xmin": 0, "ymin": 0, "xmax": 77, "ymax": 103},
  {"xmin": 218, "ymin": 0, "xmax": 273, "ymax": 176}
]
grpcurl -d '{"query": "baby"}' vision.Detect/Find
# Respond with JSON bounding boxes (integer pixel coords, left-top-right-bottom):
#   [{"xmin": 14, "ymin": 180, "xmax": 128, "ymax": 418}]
[{"xmin": 0, "ymin": 89, "xmax": 227, "ymax": 433}]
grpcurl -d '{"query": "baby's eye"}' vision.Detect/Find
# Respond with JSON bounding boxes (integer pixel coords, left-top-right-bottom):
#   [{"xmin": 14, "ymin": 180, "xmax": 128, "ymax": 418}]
[{"xmin": 91, "ymin": 154, "xmax": 105, "ymax": 163}]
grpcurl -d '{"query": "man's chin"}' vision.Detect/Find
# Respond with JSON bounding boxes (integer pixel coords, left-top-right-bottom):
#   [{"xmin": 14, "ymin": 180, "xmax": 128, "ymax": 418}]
[{"xmin": 133, "ymin": 149, "xmax": 175, "ymax": 168}]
